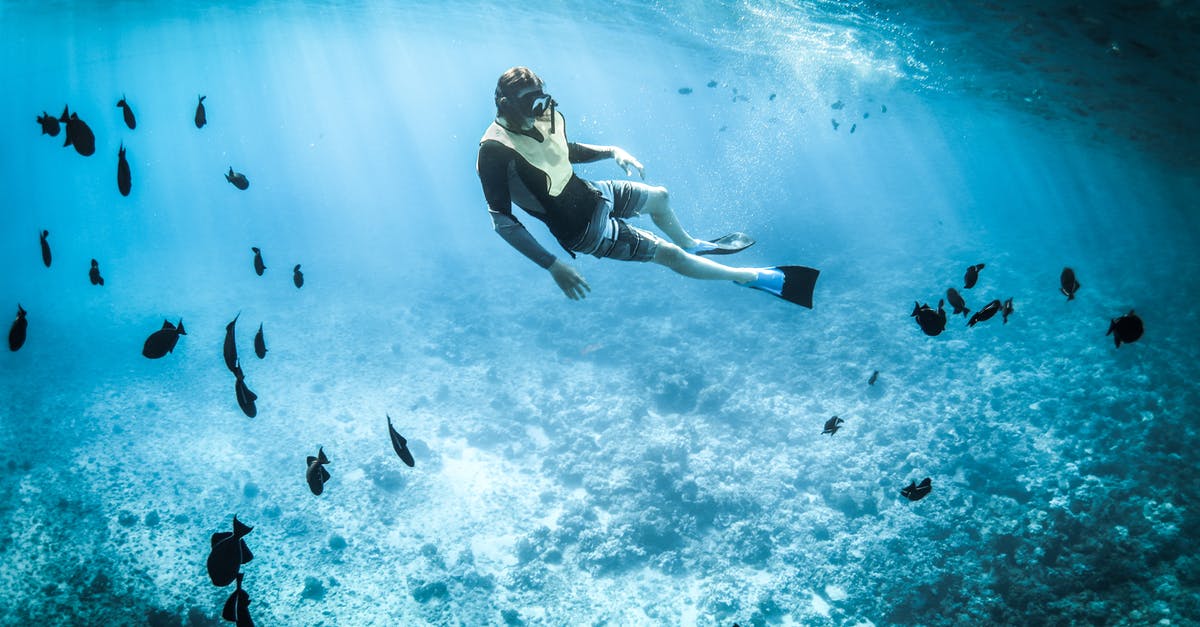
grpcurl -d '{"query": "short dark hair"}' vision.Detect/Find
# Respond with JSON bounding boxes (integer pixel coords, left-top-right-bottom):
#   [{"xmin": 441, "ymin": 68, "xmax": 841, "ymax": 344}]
[{"xmin": 494, "ymin": 66, "xmax": 543, "ymax": 111}]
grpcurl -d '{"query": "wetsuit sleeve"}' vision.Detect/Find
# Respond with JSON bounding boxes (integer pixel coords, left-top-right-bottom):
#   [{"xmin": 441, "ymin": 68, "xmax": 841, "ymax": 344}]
[
  {"xmin": 568, "ymin": 142, "xmax": 612, "ymax": 164},
  {"xmin": 478, "ymin": 142, "xmax": 557, "ymax": 269}
]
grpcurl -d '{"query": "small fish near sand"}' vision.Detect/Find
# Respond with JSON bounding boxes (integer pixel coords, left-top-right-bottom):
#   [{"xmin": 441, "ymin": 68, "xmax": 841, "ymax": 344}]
[
  {"xmin": 1001, "ymin": 298, "xmax": 1014, "ymax": 324},
  {"xmin": 967, "ymin": 300, "xmax": 1002, "ymax": 328},
  {"xmin": 963, "ymin": 263, "xmax": 985, "ymax": 289},
  {"xmin": 117, "ymin": 143, "xmax": 132, "ymax": 196},
  {"xmin": 946, "ymin": 287, "xmax": 970, "ymax": 317},
  {"xmin": 39, "ymin": 230, "xmax": 51, "ymax": 267},
  {"xmin": 8, "ymin": 304, "xmax": 27, "ymax": 352},
  {"xmin": 293, "ymin": 264, "xmax": 304, "ymax": 289},
  {"xmin": 226, "ymin": 167, "xmax": 249, "ymax": 190},
  {"xmin": 1060, "ymin": 267, "xmax": 1081, "ymax": 301},
  {"xmin": 222, "ymin": 572, "xmax": 253, "ymax": 627},
  {"xmin": 387, "ymin": 414, "xmax": 415, "ymax": 467},
  {"xmin": 142, "ymin": 319, "xmax": 186, "ymax": 358},
  {"xmin": 822, "ymin": 416, "xmax": 844, "ymax": 435},
  {"xmin": 901, "ymin": 477, "xmax": 932, "ymax": 501},
  {"xmin": 224, "ymin": 314, "xmax": 240, "ymax": 374},
  {"xmin": 306, "ymin": 447, "xmax": 331, "ymax": 495},
  {"xmin": 1107, "ymin": 310, "xmax": 1144, "ymax": 348},
  {"xmin": 253, "ymin": 323, "xmax": 267, "ymax": 359},
  {"xmin": 233, "ymin": 360, "xmax": 258, "ymax": 418},
  {"xmin": 60, "ymin": 106, "xmax": 96, "ymax": 156},
  {"xmin": 868, "ymin": 370, "xmax": 879, "ymax": 386},
  {"xmin": 911, "ymin": 300, "xmax": 947, "ymax": 337},
  {"xmin": 37, "ymin": 111, "xmax": 61, "ymax": 136},
  {"xmin": 89, "ymin": 259, "xmax": 104, "ymax": 286},
  {"xmin": 251, "ymin": 247, "xmax": 266, "ymax": 276},
  {"xmin": 195, "ymin": 95, "xmax": 207, "ymax": 128},
  {"xmin": 116, "ymin": 95, "xmax": 136, "ymax": 130},
  {"xmin": 207, "ymin": 515, "xmax": 253, "ymax": 587}
]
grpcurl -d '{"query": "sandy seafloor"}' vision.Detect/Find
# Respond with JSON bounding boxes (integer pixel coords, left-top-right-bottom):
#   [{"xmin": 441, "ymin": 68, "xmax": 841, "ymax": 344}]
[{"xmin": 1, "ymin": 1, "xmax": 1199, "ymax": 626}]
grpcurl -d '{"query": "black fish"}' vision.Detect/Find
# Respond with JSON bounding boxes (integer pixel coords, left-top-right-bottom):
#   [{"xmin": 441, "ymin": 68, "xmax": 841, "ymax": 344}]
[
  {"xmin": 39, "ymin": 230, "xmax": 51, "ymax": 267},
  {"xmin": 233, "ymin": 360, "xmax": 258, "ymax": 418},
  {"xmin": 831, "ymin": 100, "xmax": 844, "ymax": 110},
  {"xmin": 142, "ymin": 319, "xmax": 186, "ymax": 358},
  {"xmin": 253, "ymin": 323, "xmax": 267, "ymax": 359},
  {"xmin": 37, "ymin": 111, "xmax": 61, "ymax": 136},
  {"xmin": 677, "ymin": 87, "xmax": 692, "ymax": 95},
  {"xmin": 224, "ymin": 314, "xmax": 240, "ymax": 374},
  {"xmin": 60, "ymin": 106, "xmax": 95, "ymax": 156},
  {"xmin": 831, "ymin": 119, "xmax": 839, "ymax": 131},
  {"xmin": 207, "ymin": 515, "xmax": 253, "ymax": 587},
  {"xmin": 911, "ymin": 300, "xmax": 947, "ymax": 336},
  {"xmin": 8, "ymin": 304, "xmax": 27, "ymax": 352},
  {"xmin": 1060, "ymin": 267, "xmax": 1081, "ymax": 301},
  {"xmin": 117, "ymin": 143, "xmax": 132, "ymax": 196},
  {"xmin": 849, "ymin": 123, "xmax": 857, "ymax": 133},
  {"xmin": 946, "ymin": 287, "xmax": 970, "ymax": 317},
  {"xmin": 251, "ymin": 247, "xmax": 266, "ymax": 276},
  {"xmin": 226, "ymin": 167, "xmax": 249, "ymax": 190},
  {"xmin": 901, "ymin": 477, "xmax": 932, "ymax": 501},
  {"xmin": 116, "ymin": 95, "xmax": 136, "ymax": 130},
  {"xmin": 706, "ymin": 80, "xmax": 718, "ymax": 88},
  {"xmin": 306, "ymin": 447, "xmax": 331, "ymax": 495},
  {"xmin": 1107, "ymin": 310, "xmax": 1144, "ymax": 348},
  {"xmin": 868, "ymin": 370, "xmax": 878, "ymax": 386},
  {"xmin": 89, "ymin": 259, "xmax": 104, "ymax": 286},
  {"xmin": 822, "ymin": 416, "xmax": 844, "ymax": 435},
  {"xmin": 1001, "ymin": 298, "xmax": 1014, "ymax": 324},
  {"xmin": 963, "ymin": 263, "xmax": 985, "ymax": 289},
  {"xmin": 195, "ymin": 95, "xmax": 207, "ymax": 128},
  {"xmin": 387, "ymin": 414, "xmax": 415, "ymax": 467},
  {"xmin": 967, "ymin": 300, "xmax": 1002, "ymax": 327},
  {"xmin": 293, "ymin": 264, "xmax": 304, "ymax": 288},
  {"xmin": 221, "ymin": 572, "xmax": 253, "ymax": 627}
]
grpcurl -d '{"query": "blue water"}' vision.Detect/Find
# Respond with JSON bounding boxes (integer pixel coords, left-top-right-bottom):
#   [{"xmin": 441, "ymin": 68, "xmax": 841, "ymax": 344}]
[{"xmin": 2, "ymin": 2, "xmax": 1198, "ymax": 625}]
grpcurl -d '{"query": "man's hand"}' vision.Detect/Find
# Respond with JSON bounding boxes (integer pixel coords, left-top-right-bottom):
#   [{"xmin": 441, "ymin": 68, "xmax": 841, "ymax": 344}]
[
  {"xmin": 611, "ymin": 147, "xmax": 644, "ymax": 180},
  {"xmin": 548, "ymin": 259, "xmax": 591, "ymax": 300}
]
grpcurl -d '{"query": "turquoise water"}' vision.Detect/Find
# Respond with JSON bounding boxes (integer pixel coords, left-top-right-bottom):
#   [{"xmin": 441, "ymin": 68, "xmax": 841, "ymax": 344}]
[{"xmin": 1, "ymin": 2, "xmax": 1198, "ymax": 625}]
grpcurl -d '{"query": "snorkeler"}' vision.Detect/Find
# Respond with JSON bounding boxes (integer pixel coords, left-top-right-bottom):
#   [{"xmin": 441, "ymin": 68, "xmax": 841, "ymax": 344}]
[{"xmin": 476, "ymin": 66, "xmax": 818, "ymax": 307}]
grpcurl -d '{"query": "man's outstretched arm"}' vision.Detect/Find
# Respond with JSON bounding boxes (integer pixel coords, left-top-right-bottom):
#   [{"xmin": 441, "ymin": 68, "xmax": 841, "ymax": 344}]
[{"xmin": 569, "ymin": 142, "xmax": 644, "ymax": 179}]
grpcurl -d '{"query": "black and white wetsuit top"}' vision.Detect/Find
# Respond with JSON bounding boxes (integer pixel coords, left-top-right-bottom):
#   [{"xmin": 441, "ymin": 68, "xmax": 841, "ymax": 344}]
[{"xmin": 477, "ymin": 109, "xmax": 610, "ymax": 268}]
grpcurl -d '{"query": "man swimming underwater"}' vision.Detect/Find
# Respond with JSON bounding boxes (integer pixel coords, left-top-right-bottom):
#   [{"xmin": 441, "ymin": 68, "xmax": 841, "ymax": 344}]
[{"xmin": 476, "ymin": 66, "xmax": 817, "ymax": 307}]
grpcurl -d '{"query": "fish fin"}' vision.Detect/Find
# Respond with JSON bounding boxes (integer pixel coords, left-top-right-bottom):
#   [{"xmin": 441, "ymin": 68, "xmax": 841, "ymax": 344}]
[
  {"xmin": 320, "ymin": 467, "xmax": 331, "ymax": 482},
  {"xmin": 240, "ymin": 540, "xmax": 253, "ymax": 563},
  {"xmin": 318, "ymin": 447, "xmax": 329, "ymax": 464},
  {"xmin": 232, "ymin": 515, "xmax": 253, "ymax": 538},
  {"xmin": 162, "ymin": 320, "xmax": 174, "ymax": 329},
  {"xmin": 307, "ymin": 456, "xmax": 316, "ymax": 465},
  {"xmin": 177, "ymin": 320, "xmax": 186, "ymax": 335}
]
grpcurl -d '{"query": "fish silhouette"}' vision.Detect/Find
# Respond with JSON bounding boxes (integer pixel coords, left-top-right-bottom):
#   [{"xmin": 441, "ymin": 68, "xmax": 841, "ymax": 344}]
[
  {"xmin": 1001, "ymin": 298, "xmax": 1014, "ymax": 324},
  {"xmin": 221, "ymin": 573, "xmax": 253, "ymax": 627},
  {"xmin": 253, "ymin": 323, "xmax": 267, "ymax": 359},
  {"xmin": 224, "ymin": 314, "xmax": 240, "ymax": 374},
  {"xmin": 60, "ymin": 106, "xmax": 95, "ymax": 156},
  {"xmin": 911, "ymin": 300, "xmax": 947, "ymax": 336},
  {"xmin": 306, "ymin": 447, "xmax": 331, "ymax": 495},
  {"xmin": 206, "ymin": 515, "xmax": 253, "ymax": 587},
  {"xmin": 89, "ymin": 259, "xmax": 104, "ymax": 286},
  {"xmin": 1060, "ymin": 267, "xmax": 1081, "ymax": 301},
  {"xmin": 8, "ymin": 304, "xmax": 27, "ymax": 352},
  {"xmin": 117, "ymin": 143, "xmax": 132, "ymax": 196},
  {"xmin": 293, "ymin": 264, "xmax": 304, "ymax": 288},
  {"xmin": 142, "ymin": 319, "xmax": 186, "ymax": 358},
  {"xmin": 1107, "ymin": 310, "xmax": 1144, "ymax": 348},
  {"xmin": 116, "ymin": 95, "xmax": 136, "ymax": 129},
  {"xmin": 226, "ymin": 167, "xmax": 249, "ymax": 190},
  {"xmin": 822, "ymin": 416, "xmax": 844, "ymax": 435},
  {"xmin": 195, "ymin": 95, "xmax": 207, "ymax": 128},
  {"xmin": 963, "ymin": 263, "xmax": 985, "ymax": 289},
  {"xmin": 37, "ymin": 111, "xmax": 61, "ymax": 136},
  {"xmin": 946, "ymin": 287, "xmax": 970, "ymax": 317},
  {"xmin": 387, "ymin": 414, "xmax": 415, "ymax": 467},
  {"xmin": 233, "ymin": 360, "xmax": 258, "ymax": 418},
  {"xmin": 868, "ymin": 370, "xmax": 878, "ymax": 386},
  {"xmin": 251, "ymin": 247, "xmax": 266, "ymax": 276},
  {"xmin": 901, "ymin": 477, "xmax": 932, "ymax": 501},
  {"xmin": 967, "ymin": 300, "xmax": 1002, "ymax": 327},
  {"xmin": 39, "ymin": 230, "xmax": 51, "ymax": 267}
]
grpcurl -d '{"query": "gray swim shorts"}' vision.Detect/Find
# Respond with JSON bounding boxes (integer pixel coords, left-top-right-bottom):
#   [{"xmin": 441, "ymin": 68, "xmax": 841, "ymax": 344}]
[{"xmin": 568, "ymin": 180, "xmax": 663, "ymax": 262}]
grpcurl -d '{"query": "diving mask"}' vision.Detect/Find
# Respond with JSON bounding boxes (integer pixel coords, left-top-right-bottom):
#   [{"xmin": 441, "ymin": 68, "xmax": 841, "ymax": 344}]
[{"xmin": 516, "ymin": 89, "xmax": 554, "ymax": 119}]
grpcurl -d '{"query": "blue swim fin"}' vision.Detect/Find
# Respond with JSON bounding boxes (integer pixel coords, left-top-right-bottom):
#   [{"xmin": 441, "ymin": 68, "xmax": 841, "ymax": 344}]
[{"xmin": 745, "ymin": 266, "xmax": 819, "ymax": 308}]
